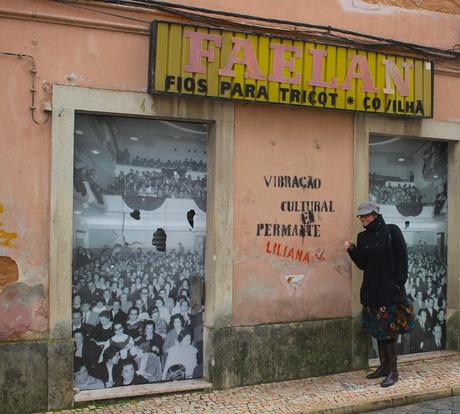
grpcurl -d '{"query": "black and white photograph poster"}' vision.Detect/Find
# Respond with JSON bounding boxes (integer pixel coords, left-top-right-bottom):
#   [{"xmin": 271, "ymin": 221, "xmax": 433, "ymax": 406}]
[
  {"xmin": 71, "ymin": 114, "xmax": 207, "ymax": 390},
  {"xmin": 369, "ymin": 136, "xmax": 447, "ymax": 357}
]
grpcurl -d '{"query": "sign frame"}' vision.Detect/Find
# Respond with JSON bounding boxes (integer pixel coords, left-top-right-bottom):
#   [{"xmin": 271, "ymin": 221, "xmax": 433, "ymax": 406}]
[{"xmin": 148, "ymin": 20, "xmax": 434, "ymax": 119}]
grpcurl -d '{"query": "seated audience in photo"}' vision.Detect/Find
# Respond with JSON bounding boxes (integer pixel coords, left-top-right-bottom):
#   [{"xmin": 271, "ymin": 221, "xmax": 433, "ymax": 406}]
[
  {"xmin": 162, "ymin": 329, "xmax": 197, "ymax": 380},
  {"xmin": 72, "ymin": 294, "xmax": 82, "ymax": 314},
  {"xmin": 101, "ymin": 289, "xmax": 113, "ymax": 309},
  {"xmin": 74, "ymin": 361, "xmax": 105, "ymax": 391},
  {"xmin": 369, "ymin": 180, "xmax": 422, "ymax": 206},
  {"xmin": 164, "ymin": 364, "xmax": 186, "ymax": 381},
  {"xmin": 159, "ymin": 287, "xmax": 175, "ymax": 312},
  {"xmin": 119, "ymin": 293, "xmax": 133, "ymax": 314},
  {"xmin": 425, "ymin": 297, "xmax": 437, "ymax": 332},
  {"xmin": 110, "ymin": 299, "xmax": 127, "ymax": 326},
  {"xmin": 80, "ymin": 302, "xmax": 99, "ymax": 327},
  {"xmin": 92, "ymin": 299, "xmax": 108, "ymax": 315},
  {"xmin": 125, "ymin": 307, "xmax": 143, "ymax": 343},
  {"xmin": 115, "ymin": 359, "xmax": 148, "ymax": 387},
  {"xmin": 72, "ymin": 245, "xmax": 205, "ymax": 389},
  {"xmin": 92, "ymin": 346, "xmax": 122, "ymax": 388},
  {"xmin": 171, "ymin": 298, "xmax": 192, "ymax": 327},
  {"xmin": 73, "ymin": 329, "xmax": 101, "ymax": 373},
  {"xmin": 108, "ymin": 167, "xmax": 207, "ymax": 200},
  {"xmin": 92, "ymin": 311, "xmax": 114, "ymax": 346},
  {"xmin": 410, "ymin": 309, "xmax": 431, "ymax": 353},
  {"xmin": 108, "ymin": 322, "xmax": 134, "ymax": 352},
  {"xmin": 139, "ymin": 287, "xmax": 155, "ymax": 311},
  {"xmin": 155, "ymin": 297, "xmax": 171, "ymax": 325},
  {"xmin": 86, "ymin": 280, "xmax": 104, "ymax": 305},
  {"xmin": 139, "ymin": 320, "xmax": 164, "ymax": 357},
  {"xmin": 149, "ymin": 306, "xmax": 168, "ymax": 338},
  {"xmin": 163, "ymin": 314, "xmax": 186, "ymax": 356},
  {"xmin": 425, "ymin": 324, "xmax": 444, "ymax": 352},
  {"xmin": 130, "ymin": 342, "xmax": 162, "ymax": 383}
]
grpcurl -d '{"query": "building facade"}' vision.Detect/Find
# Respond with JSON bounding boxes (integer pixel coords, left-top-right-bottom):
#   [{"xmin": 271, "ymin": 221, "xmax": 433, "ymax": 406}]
[{"xmin": 0, "ymin": 1, "xmax": 460, "ymax": 413}]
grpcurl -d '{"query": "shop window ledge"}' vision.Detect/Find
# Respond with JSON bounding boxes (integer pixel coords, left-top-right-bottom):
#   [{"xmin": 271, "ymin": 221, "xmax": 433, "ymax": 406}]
[{"xmin": 74, "ymin": 379, "xmax": 212, "ymax": 402}]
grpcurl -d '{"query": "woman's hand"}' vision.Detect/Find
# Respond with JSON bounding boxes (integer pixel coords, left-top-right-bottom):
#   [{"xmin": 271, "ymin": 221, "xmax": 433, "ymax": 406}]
[{"xmin": 344, "ymin": 240, "xmax": 355, "ymax": 251}]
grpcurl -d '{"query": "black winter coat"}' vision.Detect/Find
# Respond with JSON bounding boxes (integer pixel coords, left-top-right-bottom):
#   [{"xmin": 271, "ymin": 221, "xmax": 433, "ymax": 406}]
[{"xmin": 348, "ymin": 215, "xmax": 408, "ymax": 307}]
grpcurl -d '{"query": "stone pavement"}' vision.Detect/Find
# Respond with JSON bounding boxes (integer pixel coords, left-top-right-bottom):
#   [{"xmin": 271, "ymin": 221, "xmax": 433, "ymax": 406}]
[
  {"xmin": 42, "ymin": 353, "xmax": 460, "ymax": 414},
  {"xmin": 363, "ymin": 395, "xmax": 460, "ymax": 413}
]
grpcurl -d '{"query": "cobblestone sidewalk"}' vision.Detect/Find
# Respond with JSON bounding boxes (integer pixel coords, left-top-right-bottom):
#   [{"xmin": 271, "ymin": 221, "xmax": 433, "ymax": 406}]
[
  {"xmin": 363, "ymin": 395, "xmax": 460, "ymax": 413},
  {"xmin": 42, "ymin": 354, "xmax": 460, "ymax": 414}
]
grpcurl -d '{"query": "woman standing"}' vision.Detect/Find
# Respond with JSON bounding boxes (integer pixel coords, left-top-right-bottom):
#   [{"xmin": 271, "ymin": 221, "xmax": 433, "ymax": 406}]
[{"xmin": 344, "ymin": 201, "xmax": 413, "ymax": 387}]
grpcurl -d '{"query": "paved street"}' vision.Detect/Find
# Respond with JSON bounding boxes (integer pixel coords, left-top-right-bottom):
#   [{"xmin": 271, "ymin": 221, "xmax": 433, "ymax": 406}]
[
  {"xmin": 364, "ymin": 395, "xmax": 460, "ymax": 413},
  {"xmin": 38, "ymin": 353, "xmax": 460, "ymax": 414}
]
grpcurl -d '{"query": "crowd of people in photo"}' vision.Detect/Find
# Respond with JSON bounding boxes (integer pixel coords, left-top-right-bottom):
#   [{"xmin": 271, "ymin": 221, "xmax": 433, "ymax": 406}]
[
  {"xmin": 107, "ymin": 169, "xmax": 207, "ymax": 199},
  {"xmin": 73, "ymin": 167, "xmax": 105, "ymax": 205},
  {"xmin": 74, "ymin": 155, "xmax": 207, "ymax": 202},
  {"xmin": 117, "ymin": 147, "xmax": 207, "ymax": 172},
  {"xmin": 423, "ymin": 141, "xmax": 446, "ymax": 177},
  {"xmin": 72, "ymin": 244, "xmax": 204, "ymax": 390},
  {"xmin": 433, "ymin": 185, "xmax": 447, "ymax": 216},
  {"xmin": 369, "ymin": 172, "xmax": 423, "ymax": 206},
  {"xmin": 401, "ymin": 243, "xmax": 447, "ymax": 354},
  {"xmin": 369, "ymin": 171, "xmax": 447, "ymax": 217}
]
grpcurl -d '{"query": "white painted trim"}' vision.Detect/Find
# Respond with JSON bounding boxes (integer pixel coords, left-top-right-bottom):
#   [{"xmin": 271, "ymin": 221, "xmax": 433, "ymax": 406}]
[
  {"xmin": 50, "ymin": 85, "xmax": 235, "ymax": 399},
  {"xmin": 353, "ymin": 113, "xmax": 460, "ymax": 355},
  {"xmin": 74, "ymin": 379, "xmax": 212, "ymax": 402}
]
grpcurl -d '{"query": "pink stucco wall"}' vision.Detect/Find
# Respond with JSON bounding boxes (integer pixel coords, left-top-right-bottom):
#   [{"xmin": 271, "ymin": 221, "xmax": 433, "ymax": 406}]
[
  {"xmin": 0, "ymin": 0, "xmax": 150, "ymax": 340},
  {"xmin": 233, "ymin": 105, "xmax": 354, "ymax": 325},
  {"xmin": 0, "ymin": 0, "xmax": 458, "ymax": 338}
]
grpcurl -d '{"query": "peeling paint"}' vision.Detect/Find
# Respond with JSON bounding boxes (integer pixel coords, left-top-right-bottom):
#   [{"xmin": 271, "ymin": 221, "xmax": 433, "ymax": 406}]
[
  {"xmin": 284, "ymin": 274, "xmax": 305, "ymax": 289},
  {"xmin": 340, "ymin": 0, "xmax": 459, "ymax": 15},
  {"xmin": 362, "ymin": 0, "xmax": 460, "ymax": 14},
  {"xmin": 0, "ymin": 203, "xmax": 18, "ymax": 248},
  {"xmin": 0, "ymin": 256, "xmax": 19, "ymax": 291}
]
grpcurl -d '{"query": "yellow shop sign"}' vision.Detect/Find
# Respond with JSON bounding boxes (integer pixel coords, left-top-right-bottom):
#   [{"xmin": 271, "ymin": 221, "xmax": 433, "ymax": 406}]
[{"xmin": 148, "ymin": 21, "xmax": 433, "ymax": 117}]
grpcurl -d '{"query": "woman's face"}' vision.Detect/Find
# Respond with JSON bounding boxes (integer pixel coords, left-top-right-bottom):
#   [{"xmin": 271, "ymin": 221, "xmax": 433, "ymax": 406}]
[
  {"xmin": 122, "ymin": 364, "xmax": 135, "ymax": 383},
  {"xmin": 150, "ymin": 309, "xmax": 159, "ymax": 320},
  {"xmin": 173, "ymin": 317, "xmax": 183, "ymax": 331},
  {"xmin": 100, "ymin": 316, "xmax": 109, "ymax": 326},
  {"xmin": 145, "ymin": 324, "xmax": 154, "ymax": 335},
  {"xmin": 114, "ymin": 324, "xmax": 124, "ymax": 335},
  {"xmin": 73, "ymin": 296, "xmax": 81, "ymax": 307},
  {"xmin": 358, "ymin": 213, "xmax": 377, "ymax": 227},
  {"xmin": 180, "ymin": 301, "xmax": 189, "ymax": 313}
]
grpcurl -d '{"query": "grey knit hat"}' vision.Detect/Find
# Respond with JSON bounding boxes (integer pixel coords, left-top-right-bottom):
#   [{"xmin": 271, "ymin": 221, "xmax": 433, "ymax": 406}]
[{"xmin": 356, "ymin": 201, "xmax": 380, "ymax": 216}]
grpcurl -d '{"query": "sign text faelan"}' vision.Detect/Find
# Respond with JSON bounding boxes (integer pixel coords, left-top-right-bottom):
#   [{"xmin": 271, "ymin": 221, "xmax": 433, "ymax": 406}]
[{"xmin": 149, "ymin": 21, "xmax": 433, "ymax": 117}]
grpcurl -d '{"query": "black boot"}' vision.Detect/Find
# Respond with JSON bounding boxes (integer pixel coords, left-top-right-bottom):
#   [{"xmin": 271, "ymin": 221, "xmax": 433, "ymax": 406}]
[
  {"xmin": 381, "ymin": 340, "xmax": 398, "ymax": 387},
  {"xmin": 367, "ymin": 340, "xmax": 389, "ymax": 379}
]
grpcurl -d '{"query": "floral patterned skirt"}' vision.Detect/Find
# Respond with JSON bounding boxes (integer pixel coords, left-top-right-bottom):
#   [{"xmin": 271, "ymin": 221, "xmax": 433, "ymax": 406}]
[{"xmin": 362, "ymin": 301, "xmax": 414, "ymax": 340}]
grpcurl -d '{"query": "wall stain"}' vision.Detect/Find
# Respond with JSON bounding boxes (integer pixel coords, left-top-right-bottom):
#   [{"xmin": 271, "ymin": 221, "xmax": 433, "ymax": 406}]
[
  {"xmin": 0, "ymin": 282, "xmax": 47, "ymax": 340},
  {"xmin": 0, "ymin": 204, "xmax": 18, "ymax": 248}
]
